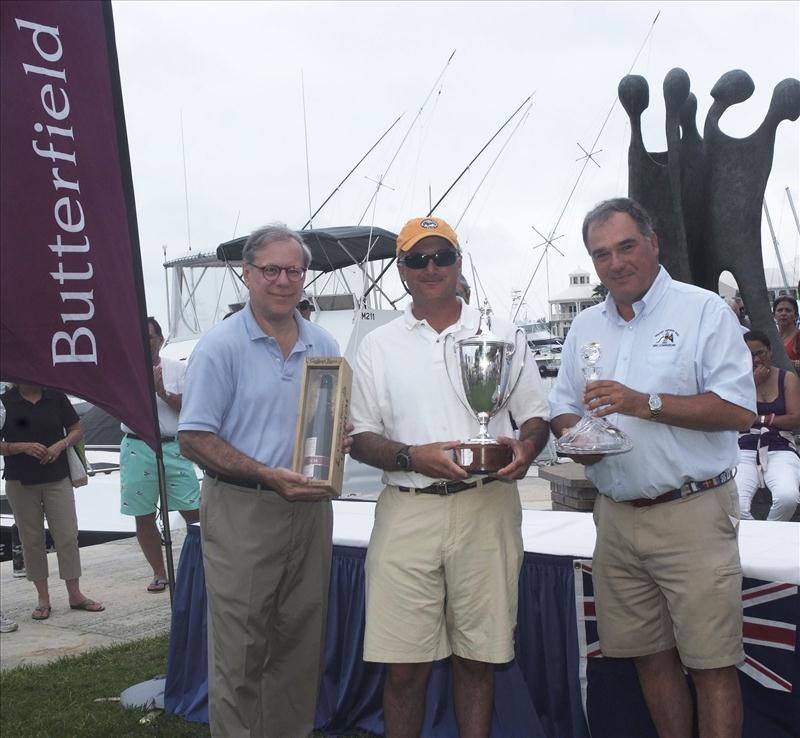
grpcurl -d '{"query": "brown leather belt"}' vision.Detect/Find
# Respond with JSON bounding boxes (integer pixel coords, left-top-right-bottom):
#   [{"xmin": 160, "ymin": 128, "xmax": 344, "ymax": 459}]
[
  {"xmin": 398, "ymin": 476, "xmax": 497, "ymax": 496},
  {"xmin": 206, "ymin": 472, "xmax": 271, "ymax": 491}
]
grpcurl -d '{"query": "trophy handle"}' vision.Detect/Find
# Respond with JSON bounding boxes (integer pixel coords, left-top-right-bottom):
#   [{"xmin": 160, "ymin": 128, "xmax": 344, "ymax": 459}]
[
  {"xmin": 493, "ymin": 327, "xmax": 528, "ymax": 414},
  {"xmin": 443, "ymin": 333, "xmax": 479, "ymax": 420}
]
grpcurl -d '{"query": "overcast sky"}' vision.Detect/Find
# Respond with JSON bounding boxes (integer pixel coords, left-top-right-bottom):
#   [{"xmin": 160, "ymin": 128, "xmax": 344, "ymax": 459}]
[{"xmin": 111, "ymin": 0, "xmax": 799, "ymax": 325}]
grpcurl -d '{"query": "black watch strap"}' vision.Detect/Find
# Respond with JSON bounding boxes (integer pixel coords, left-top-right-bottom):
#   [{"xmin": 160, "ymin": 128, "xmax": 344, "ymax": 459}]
[{"xmin": 395, "ymin": 445, "xmax": 412, "ymax": 471}]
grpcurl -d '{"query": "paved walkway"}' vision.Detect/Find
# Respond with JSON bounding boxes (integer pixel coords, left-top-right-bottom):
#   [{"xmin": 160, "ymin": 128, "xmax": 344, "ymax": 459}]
[{"xmin": 0, "ymin": 471, "xmax": 554, "ymax": 672}]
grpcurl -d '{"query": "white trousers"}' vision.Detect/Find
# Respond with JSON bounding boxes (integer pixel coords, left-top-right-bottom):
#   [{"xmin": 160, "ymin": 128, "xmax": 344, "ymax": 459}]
[{"xmin": 737, "ymin": 449, "xmax": 800, "ymax": 521}]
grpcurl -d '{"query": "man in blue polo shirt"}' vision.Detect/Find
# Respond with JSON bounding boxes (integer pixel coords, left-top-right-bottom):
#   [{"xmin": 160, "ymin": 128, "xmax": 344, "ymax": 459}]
[
  {"xmin": 179, "ymin": 223, "xmax": 343, "ymax": 738},
  {"xmin": 550, "ymin": 198, "xmax": 756, "ymax": 738}
]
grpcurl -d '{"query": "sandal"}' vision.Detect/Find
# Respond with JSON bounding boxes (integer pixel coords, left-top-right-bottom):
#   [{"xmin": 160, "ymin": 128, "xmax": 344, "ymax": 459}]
[
  {"xmin": 69, "ymin": 599, "xmax": 105, "ymax": 612},
  {"xmin": 147, "ymin": 578, "xmax": 168, "ymax": 593},
  {"xmin": 32, "ymin": 605, "xmax": 51, "ymax": 620}
]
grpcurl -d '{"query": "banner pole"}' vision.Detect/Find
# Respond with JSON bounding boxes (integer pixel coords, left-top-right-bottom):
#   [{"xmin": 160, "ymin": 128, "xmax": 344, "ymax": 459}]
[
  {"xmin": 155, "ymin": 450, "xmax": 175, "ymax": 603},
  {"xmin": 102, "ymin": 1, "xmax": 176, "ymax": 604}
]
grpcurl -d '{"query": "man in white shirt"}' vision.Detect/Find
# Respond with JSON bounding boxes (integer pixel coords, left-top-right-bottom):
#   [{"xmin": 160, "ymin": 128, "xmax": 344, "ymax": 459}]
[
  {"xmin": 119, "ymin": 317, "xmax": 199, "ymax": 592},
  {"xmin": 550, "ymin": 198, "xmax": 756, "ymax": 738},
  {"xmin": 350, "ymin": 216, "xmax": 550, "ymax": 738}
]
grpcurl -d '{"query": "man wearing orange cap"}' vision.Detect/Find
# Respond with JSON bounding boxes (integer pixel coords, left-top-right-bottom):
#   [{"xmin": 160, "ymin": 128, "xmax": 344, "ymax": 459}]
[{"xmin": 350, "ymin": 216, "xmax": 550, "ymax": 737}]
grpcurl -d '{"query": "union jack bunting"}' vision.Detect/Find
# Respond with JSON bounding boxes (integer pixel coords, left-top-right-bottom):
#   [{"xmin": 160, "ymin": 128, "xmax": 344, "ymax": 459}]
[{"xmin": 573, "ymin": 560, "xmax": 799, "ymax": 738}]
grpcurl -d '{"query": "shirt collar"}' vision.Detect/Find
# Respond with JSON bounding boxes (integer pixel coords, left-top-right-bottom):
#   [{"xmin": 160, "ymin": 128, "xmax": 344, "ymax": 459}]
[
  {"xmin": 242, "ymin": 302, "xmax": 313, "ymax": 350},
  {"xmin": 601, "ymin": 265, "xmax": 671, "ymax": 323},
  {"xmin": 403, "ymin": 298, "xmax": 475, "ymax": 333}
]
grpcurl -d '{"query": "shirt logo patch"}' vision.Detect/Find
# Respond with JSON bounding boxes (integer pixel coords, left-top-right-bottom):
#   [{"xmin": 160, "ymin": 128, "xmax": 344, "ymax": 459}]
[{"xmin": 653, "ymin": 328, "xmax": 678, "ymax": 347}]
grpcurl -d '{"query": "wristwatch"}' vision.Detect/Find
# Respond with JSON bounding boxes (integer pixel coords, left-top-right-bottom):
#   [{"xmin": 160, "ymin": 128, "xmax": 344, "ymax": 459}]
[
  {"xmin": 395, "ymin": 445, "xmax": 413, "ymax": 471},
  {"xmin": 648, "ymin": 393, "xmax": 663, "ymax": 418}
]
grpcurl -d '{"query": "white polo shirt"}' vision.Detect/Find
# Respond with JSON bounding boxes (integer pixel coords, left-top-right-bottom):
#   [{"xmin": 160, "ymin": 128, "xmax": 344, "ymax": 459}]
[
  {"xmin": 350, "ymin": 299, "xmax": 550, "ymax": 488},
  {"xmin": 549, "ymin": 267, "xmax": 756, "ymax": 501},
  {"xmin": 121, "ymin": 355, "xmax": 186, "ymax": 437}
]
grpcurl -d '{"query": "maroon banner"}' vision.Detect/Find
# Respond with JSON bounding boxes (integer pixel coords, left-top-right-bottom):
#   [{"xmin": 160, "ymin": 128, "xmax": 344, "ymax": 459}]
[{"xmin": 0, "ymin": 1, "xmax": 159, "ymax": 449}]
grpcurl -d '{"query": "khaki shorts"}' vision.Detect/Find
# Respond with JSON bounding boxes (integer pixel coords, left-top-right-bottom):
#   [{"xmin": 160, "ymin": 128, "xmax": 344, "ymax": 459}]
[
  {"xmin": 592, "ymin": 480, "xmax": 744, "ymax": 669},
  {"xmin": 364, "ymin": 481, "xmax": 523, "ymax": 664}
]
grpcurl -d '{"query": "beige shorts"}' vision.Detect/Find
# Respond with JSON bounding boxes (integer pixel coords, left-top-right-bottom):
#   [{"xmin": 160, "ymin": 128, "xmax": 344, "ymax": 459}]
[
  {"xmin": 364, "ymin": 481, "xmax": 523, "ymax": 664},
  {"xmin": 592, "ymin": 480, "xmax": 744, "ymax": 669}
]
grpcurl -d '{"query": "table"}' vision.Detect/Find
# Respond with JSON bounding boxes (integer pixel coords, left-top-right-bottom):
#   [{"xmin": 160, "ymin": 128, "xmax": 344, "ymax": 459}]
[{"xmin": 165, "ymin": 502, "xmax": 800, "ymax": 737}]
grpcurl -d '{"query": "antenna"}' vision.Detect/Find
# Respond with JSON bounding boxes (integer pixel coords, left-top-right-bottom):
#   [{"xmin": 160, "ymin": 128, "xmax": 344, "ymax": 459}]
[
  {"xmin": 764, "ymin": 199, "xmax": 790, "ymax": 290},
  {"xmin": 787, "ymin": 187, "xmax": 800, "ymax": 236},
  {"xmin": 513, "ymin": 10, "xmax": 661, "ymax": 319},
  {"xmin": 180, "ymin": 110, "xmax": 192, "ymax": 251},
  {"xmin": 301, "ymin": 70, "xmax": 313, "ymax": 228}
]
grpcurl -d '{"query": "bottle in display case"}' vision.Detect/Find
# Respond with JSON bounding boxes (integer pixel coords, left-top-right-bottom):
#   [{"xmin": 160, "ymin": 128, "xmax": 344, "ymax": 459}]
[
  {"xmin": 293, "ymin": 357, "xmax": 352, "ymax": 495},
  {"xmin": 302, "ymin": 373, "xmax": 334, "ymax": 479}
]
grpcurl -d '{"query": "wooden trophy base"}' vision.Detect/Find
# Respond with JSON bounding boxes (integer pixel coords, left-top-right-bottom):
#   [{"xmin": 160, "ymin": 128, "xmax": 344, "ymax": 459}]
[{"xmin": 454, "ymin": 442, "xmax": 512, "ymax": 474}]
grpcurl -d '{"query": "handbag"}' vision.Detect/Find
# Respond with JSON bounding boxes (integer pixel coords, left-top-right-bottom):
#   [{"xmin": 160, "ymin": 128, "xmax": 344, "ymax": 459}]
[{"xmin": 66, "ymin": 445, "xmax": 89, "ymax": 488}]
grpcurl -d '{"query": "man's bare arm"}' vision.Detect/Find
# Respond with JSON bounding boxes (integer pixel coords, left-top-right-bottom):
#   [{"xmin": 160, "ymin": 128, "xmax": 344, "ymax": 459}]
[
  {"xmin": 550, "ymin": 413, "xmax": 581, "ymax": 439},
  {"xmin": 495, "ymin": 417, "xmax": 551, "ymax": 480},
  {"xmin": 350, "ymin": 431, "xmax": 468, "ymax": 480},
  {"xmin": 179, "ymin": 430, "xmax": 332, "ymax": 500}
]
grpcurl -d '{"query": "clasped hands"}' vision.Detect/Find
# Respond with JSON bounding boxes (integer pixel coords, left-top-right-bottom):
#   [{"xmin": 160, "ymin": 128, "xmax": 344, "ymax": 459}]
[{"xmin": 21, "ymin": 440, "xmax": 65, "ymax": 465}]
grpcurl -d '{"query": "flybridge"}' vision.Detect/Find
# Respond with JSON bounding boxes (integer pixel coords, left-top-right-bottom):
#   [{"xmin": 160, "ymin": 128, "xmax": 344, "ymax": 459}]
[{"xmin": 16, "ymin": 17, "xmax": 97, "ymax": 365}]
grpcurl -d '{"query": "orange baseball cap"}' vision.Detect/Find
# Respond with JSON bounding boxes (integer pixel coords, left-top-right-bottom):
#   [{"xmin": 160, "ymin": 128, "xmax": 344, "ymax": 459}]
[{"xmin": 396, "ymin": 216, "xmax": 460, "ymax": 254}]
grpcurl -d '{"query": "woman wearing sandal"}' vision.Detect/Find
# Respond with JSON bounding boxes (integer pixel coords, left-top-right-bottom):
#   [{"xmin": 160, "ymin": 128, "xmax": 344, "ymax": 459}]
[{"xmin": 0, "ymin": 383, "xmax": 104, "ymax": 620}]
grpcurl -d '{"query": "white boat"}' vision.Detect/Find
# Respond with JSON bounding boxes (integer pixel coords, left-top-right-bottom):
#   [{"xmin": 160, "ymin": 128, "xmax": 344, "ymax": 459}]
[
  {"xmin": 515, "ymin": 318, "xmax": 562, "ymax": 377},
  {"xmin": 1, "ymin": 226, "xmax": 402, "ymax": 560}
]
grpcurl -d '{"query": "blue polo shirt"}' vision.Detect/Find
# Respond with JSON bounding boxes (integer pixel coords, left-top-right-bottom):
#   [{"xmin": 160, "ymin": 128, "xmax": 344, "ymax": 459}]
[
  {"xmin": 178, "ymin": 304, "xmax": 339, "ymax": 469},
  {"xmin": 549, "ymin": 267, "xmax": 756, "ymax": 500}
]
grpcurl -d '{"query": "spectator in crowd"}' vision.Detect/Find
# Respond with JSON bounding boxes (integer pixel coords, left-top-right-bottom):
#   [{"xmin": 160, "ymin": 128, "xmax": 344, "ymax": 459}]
[
  {"xmin": 119, "ymin": 317, "xmax": 200, "ymax": 593},
  {"xmin": 0, "ymin": 383, "xmax": 104, "ymax": 620},
  {"xmin": 297, "ymin": 296, "xmax": 314, "ymax": 320},
  {"xmin": 0, "ymin": 399, "xmax": 18, "ymax": 633},
  {"xmin": 774, "ymin": 295, "xmax": 800, "ymax": 373},
  {"xmin": 737, "ymin": 330, "xmax": 800, "ymax": 520},
  {"xmin": 455, "ymin": 273, "xmax": 472, "ymax": 304},
  {"xmin": 723, "ymin": 297, "xmax": 748, "ymax": 334}
]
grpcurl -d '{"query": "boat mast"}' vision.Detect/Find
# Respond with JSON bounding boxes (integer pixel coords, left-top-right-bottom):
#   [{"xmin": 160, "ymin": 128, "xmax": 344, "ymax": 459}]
[
  {"xmin": 764, "ymin": 199, "xmax": 790, "ymax": 290},
  {"xmin": 300, "ymin": 114, "xmax": 403, "ymax": 231},
  {"xmin": 180, "ymin": 110, "xmax": 192, "ymax": 251},
  {"xmin": 301, "ymin": 70, "xmax": 314, "ymax": 228},
  {"xmin": 428, "ymin": 94, "xmax": 532, "ymax": 216}
]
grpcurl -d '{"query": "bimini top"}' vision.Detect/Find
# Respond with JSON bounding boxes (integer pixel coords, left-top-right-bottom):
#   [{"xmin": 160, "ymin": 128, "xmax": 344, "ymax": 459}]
[{"xmin": 216, "ymin": 225, "xmax": 398, "ymax": 273}]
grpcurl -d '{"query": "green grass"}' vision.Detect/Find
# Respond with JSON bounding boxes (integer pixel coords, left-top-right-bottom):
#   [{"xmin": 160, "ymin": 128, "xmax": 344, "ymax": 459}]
[
  {"xmin": 1, "ymin": 634, "xmax": 209, "ymax": 738},
  {"xmin": 0, "ymin": 634, "xmax": 377, "ymax": 738}
]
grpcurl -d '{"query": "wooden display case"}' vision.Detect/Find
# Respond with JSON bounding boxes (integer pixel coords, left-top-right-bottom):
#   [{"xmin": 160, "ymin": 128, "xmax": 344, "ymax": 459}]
[{"xmin": 292, "ymin": 357, "xmax": 352, "ymax": 496}]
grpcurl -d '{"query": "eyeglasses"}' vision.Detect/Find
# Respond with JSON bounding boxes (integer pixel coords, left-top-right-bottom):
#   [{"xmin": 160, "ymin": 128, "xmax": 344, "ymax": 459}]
[
  {"xmin": 399, "ymin": 249, "xmax": 460, "ymax": 270},
  {"xmin": 247, "ymin": 263, "xmax": 307, "ymax": 282}
]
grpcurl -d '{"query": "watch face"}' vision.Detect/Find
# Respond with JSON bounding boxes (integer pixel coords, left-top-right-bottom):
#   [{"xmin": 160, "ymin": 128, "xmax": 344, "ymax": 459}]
[
  {"xmin": 396, "ymin": 448, "xmax": 411, "ymax": 470},
  {"xmin": 649, "ymin": 394, "xmax": 662, "ymax": 412}
]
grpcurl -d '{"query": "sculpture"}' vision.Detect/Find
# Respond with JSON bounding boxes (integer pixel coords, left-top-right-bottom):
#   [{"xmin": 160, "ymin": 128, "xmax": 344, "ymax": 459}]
[{"xmin": 619, "ymin": 68, "xmax": 800, "ymax": 369}]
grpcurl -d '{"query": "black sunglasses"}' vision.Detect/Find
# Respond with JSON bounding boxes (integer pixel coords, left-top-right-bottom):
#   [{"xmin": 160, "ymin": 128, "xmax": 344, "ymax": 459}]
[{"xmin": 399, "ymin": 248, "xmax": 460, "ymax": 270}]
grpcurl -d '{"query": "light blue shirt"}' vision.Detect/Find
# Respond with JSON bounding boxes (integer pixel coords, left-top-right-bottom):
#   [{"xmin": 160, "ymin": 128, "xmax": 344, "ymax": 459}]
[
  {"xmin": 178, "ymin": 304, "xmax": 339, "ymax": 469},
  {"xmin": 549, "ymin": 267, "xmax": 756, "ymax": 500}
]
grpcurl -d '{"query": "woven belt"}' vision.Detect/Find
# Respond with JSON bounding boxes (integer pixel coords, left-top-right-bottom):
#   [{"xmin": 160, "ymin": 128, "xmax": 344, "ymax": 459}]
[
  {"xmin": 125, "ymin": 433, "xmax": 176, "ymax": 443},
  {"xmin": 629, "ymin": 469, "xmax": 735, "ymax": 508},
  {"xmin": 398, "ymin": 476, "xmax": 497, "ymax": 496},
  {"xmin": 206, "ymin": 472, "xmax": 271, "ymax": 491}
]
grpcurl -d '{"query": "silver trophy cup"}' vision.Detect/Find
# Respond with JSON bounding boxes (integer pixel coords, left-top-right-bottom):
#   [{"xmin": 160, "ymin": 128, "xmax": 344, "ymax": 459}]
[
  {"xmin": 444, "ymin": 301, "xmax": 527, "ymax": 472},
  {"xmin": 555, "ymin": 342, "xmax": 632, "ymax": 455}
]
